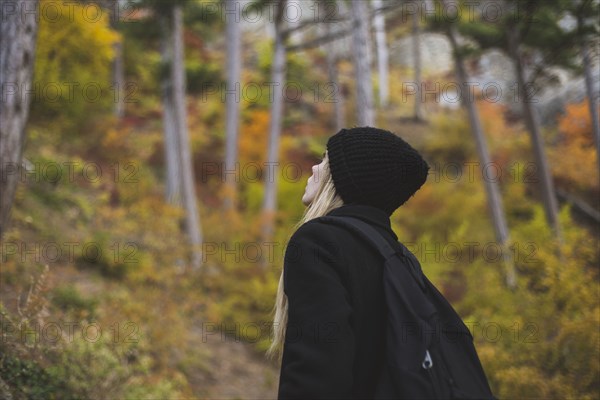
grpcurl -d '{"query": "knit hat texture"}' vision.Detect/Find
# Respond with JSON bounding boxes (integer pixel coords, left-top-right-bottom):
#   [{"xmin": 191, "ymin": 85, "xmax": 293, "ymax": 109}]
[{"xmin": 326, "ymin": 127, "xmax": 430, "ymax": 215}]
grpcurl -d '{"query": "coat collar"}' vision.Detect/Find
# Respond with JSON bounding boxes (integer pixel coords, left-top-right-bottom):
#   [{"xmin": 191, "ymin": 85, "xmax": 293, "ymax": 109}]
[{"xmin": 325, "ymin": 204, "xmax": 399, "ymax": 241}]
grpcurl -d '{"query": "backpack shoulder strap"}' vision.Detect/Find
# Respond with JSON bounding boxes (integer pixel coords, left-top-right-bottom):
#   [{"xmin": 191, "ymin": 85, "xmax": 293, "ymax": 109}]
[
  {"xmin": 319, "ymin": 214, "xmax": 439, "ymax": 363},
  {"xmin": 318, "ymin": 215, "xmax": 427, "ymax": 291},
  {"xmin": 319, "ymin": 215, "xmax": 398, "ymax": 257}
]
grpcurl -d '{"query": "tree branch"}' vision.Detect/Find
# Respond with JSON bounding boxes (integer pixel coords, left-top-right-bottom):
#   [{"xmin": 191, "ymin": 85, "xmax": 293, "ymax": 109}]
[
  {"xmin": 286, "ymin": 28, "xmax": 351, "ymax": 52},
  {"xmin": 556, "ymin": 188, "xmax": 600, "ymax": 224},
  {"xmin": 281, "ymin": 3, "xmax": 398, "ymax": 37}
]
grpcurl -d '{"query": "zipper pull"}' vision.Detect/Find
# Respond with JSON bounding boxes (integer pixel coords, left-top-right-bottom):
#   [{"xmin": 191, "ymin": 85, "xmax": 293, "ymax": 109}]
[{"xmin": 422, "ymin": 349, "xmax": 433, "ymax": 369}]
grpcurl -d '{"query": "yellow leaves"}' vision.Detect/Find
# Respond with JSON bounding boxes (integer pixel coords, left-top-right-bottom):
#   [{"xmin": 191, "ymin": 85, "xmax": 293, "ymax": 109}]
[
  {"xmin": 466, "ymin": 204, "xmax": 600, "ymax": 398},
  {"xmin": 101, "ymin": 128, "xmax": 123, "ymax": 149},
  {"xmin": 494, "ymin": 366, "xmax": 556, "ymax": 398},
  {"xmin": 37, "ymin": 0, "xmax": 119, "ymax": 76},
  {"xmin": 555, "ymin": 314, "xmax": 600, "ymax": 386},
  {"xmin": 34, "ymin": 0, "xmax": 120, "ymax": 114}
]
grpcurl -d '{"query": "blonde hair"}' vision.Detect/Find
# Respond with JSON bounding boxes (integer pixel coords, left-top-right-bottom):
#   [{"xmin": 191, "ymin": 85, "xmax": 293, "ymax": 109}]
[{"xmin": 265, "ymin": 152, "xmax": 344, "ymax": 363}]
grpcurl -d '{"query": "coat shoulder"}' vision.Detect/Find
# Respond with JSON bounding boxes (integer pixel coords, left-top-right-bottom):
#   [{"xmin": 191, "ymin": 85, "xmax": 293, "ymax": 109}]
[
  {"xmin": 288, "ymin": 217, "xmax": 359, "ymax": 249},
  {"xmin": 292, "ymin": 218, "xmax": 343, "ymax": 239},
  {"xmin": 286, "ymin": 219, "xmax": 346, "ymax": 255}
]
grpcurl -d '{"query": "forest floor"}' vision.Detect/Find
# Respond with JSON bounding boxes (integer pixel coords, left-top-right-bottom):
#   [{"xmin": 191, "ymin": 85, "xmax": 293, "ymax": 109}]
[
  {"xmin": 0, "ymin": 112, "xmax": 287, "ymax": 400},
  {"xmin": 189, "ymin": 321, "xmax": 280, "ymax": 399},
  {"xmin": 1, "ymin": 259, "xmax": 280, "ymax": 399}
]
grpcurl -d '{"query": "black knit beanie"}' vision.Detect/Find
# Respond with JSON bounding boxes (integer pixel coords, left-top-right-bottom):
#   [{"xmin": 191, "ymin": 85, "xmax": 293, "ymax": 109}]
[{"xmin": 326, "ymin": 126, "xmax": 430, "ymax": 215}]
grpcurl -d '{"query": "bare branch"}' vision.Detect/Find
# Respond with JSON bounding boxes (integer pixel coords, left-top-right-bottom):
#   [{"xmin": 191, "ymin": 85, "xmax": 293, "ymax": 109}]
[{"xmin": 286, "ymin": 28, "xmax": 351, "ymax": 52}]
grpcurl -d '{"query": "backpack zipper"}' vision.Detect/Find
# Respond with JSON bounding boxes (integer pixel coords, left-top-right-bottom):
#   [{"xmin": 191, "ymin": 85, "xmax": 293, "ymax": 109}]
[{"xmin": 422, "ymin": 350, "xmax": 442, "ymax": 398}]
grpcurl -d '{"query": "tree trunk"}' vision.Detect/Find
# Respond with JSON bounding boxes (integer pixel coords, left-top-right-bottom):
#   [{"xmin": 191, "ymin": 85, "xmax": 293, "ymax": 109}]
[
  {"xmin": 508, "ymin": 30, "xmax": 562, "ymax": 242},
  {"xmin": 110, "ymin": 3, "xmax": 125, "ymax": 119},
  {"xmin": 351, "ymin": 0, "xmax": 375, "ymax": 126},
  {"xmin": 372, "ymin": 0, "xmax": 389, "ymax": 108},
  {"xmin": 581, "ymin": 40, "xmax": 600, "ymax": 179},
  {"xmin": 446, "ymin": 23, "xmax": 516, "ymax": 290},
  {"xmin": 0, "ymin": 0, "xmax": 39, "ymax": 239},
  {"xmin": 261, "ymin": 0, "xmax": 288, "ymax": 247},
  {"xmin": 224, "ymin": 0, "xmax": 242, "ymax": 210},
  {"xmin": 325, "ymin": 22, "xmax": 345, "ymax": 132},
  {"xmin": 412, "ymin": 7, "xmax": 424, "ymax": 121},
  {"xmin": 160, "ymin": 13, "xmax": 182, "ymax": 206},
  {"xmin": 172, "ymin": 4, "xmax": 203, "ymax": 270}
]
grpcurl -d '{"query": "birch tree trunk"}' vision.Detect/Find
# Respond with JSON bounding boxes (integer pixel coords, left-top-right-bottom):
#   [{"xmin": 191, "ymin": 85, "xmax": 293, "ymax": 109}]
[
  {"xmin": 581, "ymin": 40, "xmax": 600, "ymax": 178},
  {"xmin": 261, "ymin": 0, "xmax": 288, "ymax": 246},
  {"xmin": 172, "ymin": 4, "xmax": 203, "ymax": 269},
  {"xmin": 325, "ymin": 21, "xmax": 345, "ymax": 132},
  {"xmin": 160, "ymin": 13, "xmax": 182, "ymax": 206},
  {"xmin": 351, "ymin": 0, "xmax": 375, "ymax": 126},
  {"xmin": 372, "ymin": 0, "xmax": 389, "ymax": 108},
  {"xmin": 110, "ymin": 1, "xmax": 125, "ymax": 119},
  {"xmin": 446, "ymin": 23, "xmax": 516, "ymax": 290},
  {"xmin": 412, "ymin": 7, "xmax": 424, "ymax": 121},
  {"xmin": 508, "ymin": 29, "xmax": 562, "ymax": 242},
  {"xmin": 224, "ymin": 0, "xmax": 242, "ymax": 210},
  {"xmin": 0, "ymin": 0, "xmax": 39, "ymax": 239}
]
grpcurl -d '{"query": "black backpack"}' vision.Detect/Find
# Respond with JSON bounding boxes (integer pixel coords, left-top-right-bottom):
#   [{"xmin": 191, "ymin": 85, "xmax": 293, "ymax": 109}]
[{"xmin": 319, "ymin": 215, "xmax": 497, "ymax": 400}]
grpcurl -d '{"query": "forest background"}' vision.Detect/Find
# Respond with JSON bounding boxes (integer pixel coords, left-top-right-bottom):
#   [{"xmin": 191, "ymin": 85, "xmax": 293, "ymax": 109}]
[{"xmin": 0, "ymin": 0, "xmax": 598, "ymax": 398}]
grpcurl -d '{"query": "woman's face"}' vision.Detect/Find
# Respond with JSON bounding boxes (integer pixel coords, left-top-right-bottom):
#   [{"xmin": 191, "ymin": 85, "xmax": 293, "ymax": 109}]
[{"xmin": 302, "ymin": 151, "xmax": 327, "ymax": 207}]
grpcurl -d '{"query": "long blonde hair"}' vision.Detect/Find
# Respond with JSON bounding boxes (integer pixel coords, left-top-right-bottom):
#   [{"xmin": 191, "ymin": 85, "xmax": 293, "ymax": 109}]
[{"xmin": 265, "ymin": 151, "xmax": 344, "ymax": 363}]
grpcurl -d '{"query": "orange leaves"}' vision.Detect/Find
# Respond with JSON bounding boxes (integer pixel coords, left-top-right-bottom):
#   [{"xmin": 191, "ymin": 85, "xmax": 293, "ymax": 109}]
[
  {"xmin": 558, "ymin": 98, "xmax": 596, "ymax": 147},
  {"xmin": 550, "ymin": 98, "xmax": 599, "ymax": 191},
  {"xmin": 239, "ymin": 110, "xmax": 270, "ymax": 166},
  {"xmin": 476, "ymin": 100, "xmax": 530, "ymax": 166},
  {"xmin": 478, "ymin": 101, "xmax": 510, "ymax": 139}
]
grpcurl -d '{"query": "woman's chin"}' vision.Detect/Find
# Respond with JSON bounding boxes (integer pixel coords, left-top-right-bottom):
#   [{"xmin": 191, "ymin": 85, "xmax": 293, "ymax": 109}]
[{"xmin": 301, "ymin": 195, "xmax": 311, "ymax": 207}]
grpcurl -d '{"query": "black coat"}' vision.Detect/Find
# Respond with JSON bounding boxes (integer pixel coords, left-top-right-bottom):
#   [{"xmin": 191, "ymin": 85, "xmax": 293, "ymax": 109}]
[{"xmin": 278, "ymin": 204, "xmax": 399, "ymax": 399}]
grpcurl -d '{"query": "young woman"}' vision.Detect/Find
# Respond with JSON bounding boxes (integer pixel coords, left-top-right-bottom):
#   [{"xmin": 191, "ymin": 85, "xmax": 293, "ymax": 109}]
[{"xmin": 267, "ymin": 126, "xmax": 430, "ymax": 399}]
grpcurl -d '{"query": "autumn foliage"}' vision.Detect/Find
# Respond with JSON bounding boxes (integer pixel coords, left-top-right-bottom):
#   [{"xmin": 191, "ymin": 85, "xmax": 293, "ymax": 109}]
[
  {"xmin": 1, "ymin": 2, "xmax": 598, "ymax": 399},
  {"xmin": 551, "ymin": 98, "xmax": 600, "ymax": 192}
]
